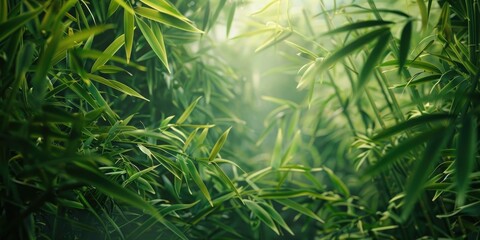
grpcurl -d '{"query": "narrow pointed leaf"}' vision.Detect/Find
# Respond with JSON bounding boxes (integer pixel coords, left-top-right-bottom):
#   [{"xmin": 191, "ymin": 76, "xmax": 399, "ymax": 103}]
[
  {"xmin": 176, "ymin": 96, "xmax": 202, "ymax": 124},
  {"xmin": 356, "ymin": 31, "xmax": 390, "ymax": 93},
  {"xmin": 135, "ymin": 7, "xmax": 202, "ymax": 33},
  {"xmin": 136, "ymin": 17, "xmax": 170, "ymax": 71},
  {"xmin": 398, "ymin": 21, "xmax": 412, "ymax": 72},
  {"xmin": 87, "ymin": 73, "xmax": 149, "ymax": 101},
  {"xmin": 91, "ymin": 34, "xmax": 125, "ymax": 72},
  {"xmin": 244, "ymin": 200, "xmax": 279, "ymax": 235},
  {"xmin": 0, "ymin": 7, "xmax": 43, "ymax": 42},
  {"xmin": 324, "ymin": 20, "xmax": 393, "ymax": 35},
  {"xmin": 124, "ymin": 9, "xmax": 135, "ymax": 63},
  {"xmin": 456, "ymin": 115, "xmax": 477, "ymax": 206},
  {"xmin": 318, "ymin": 28, "xmax": 390, "ymax": 73},
  {"xmin": 208, "ymin": 127, "xmax": 232, "ymax": 161}
]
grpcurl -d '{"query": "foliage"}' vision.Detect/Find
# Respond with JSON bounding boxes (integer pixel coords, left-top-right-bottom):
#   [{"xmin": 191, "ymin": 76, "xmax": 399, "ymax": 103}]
[{"xmin": 0, "ymin": 0, "xmax": 479, "ymax": 239}]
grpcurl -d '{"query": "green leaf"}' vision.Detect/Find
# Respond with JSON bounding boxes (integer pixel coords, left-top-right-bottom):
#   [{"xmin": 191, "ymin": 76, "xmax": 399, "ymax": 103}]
[
  {"xmin": 275, "ymin": 199, "xmax": 324, "ymax": 223},
  {"xmin": 271, "ymin": 128, "xmax": 283, "ymax": 169},
  {"xmin": 226, "ymin": 3, "xmax": 236, "ymax": 37},
  {"xmin": 123, "ymin": 165, "xmax": 159, "ymax": 187},
  {"xmin": 112, "ymin": 0, "xmax": 134, "ymax": 15},
  {"xmin": 365, "ymin": 127, "xmax": 447, "ymax": 176},
  {"xmin": 208, "ymin": 127, "xmax": 232, "ymax": 162},
  {"xmin": 324, "ymin": 20, "xmax": 394, "ymax": 35},
  {"xmin": 324, "ymin": 167, "xmax": 350, "ymax": 197},
  {"xmin": 372, "ymin": 114, "xmax": 452, "ymax": 140},
  {"xmin": 259, "ymin": 202, "xmax": 294, "ymax": 235},
  {"xmin": 136, "ymin": 17, "xmax": 170, "ymax": 71},
  {"xmin": 399, "ymin": 21, "xmax": 412, "ymax": 72},
  {"xmin": 65, "ymin": 162, "xmax": 188, "ymax": 240},
  {"xmin": 244, "ymin": 200, "xmax": 279, "ymax": 235},
  {"xmin": 402, "ymin": 126, "xmax": 453, "ymax": 221},
  {"xmin": 87, "ymin": 73, "xmax": 149, "ymax": 101},
  {"xmin": 318, "ymin": 28, "xmax": 390, "ymax": 73},
  {"xmin": 124, "ymin": 9, "xmax": 135, "ymax": 63},
  {"xmin": 176, "ymin": 97, "xmax": 201, "ymax": 124},
  {"xmin": 0, "ymin": 6, "xmax": 43, "ymax": 42},
  {"xmin": 180, "ymin": 156, "xmax": 212, "ymax": 206},
  {"xmin": 456, "ymin": 114, "xmax": 477, "ymax": 206},
  {"xmin": 380, "ymin": 59, "xmax": 441, "ymax": 73},
  {"xmin": 140, "ymin": 0, "xmax": 189, "ymax": 21},
  {"xmin": 417, "ymin": 0, "xmax": 428, "ymax": 30},
  {"xmin": 135, "ymin": 7, "xmax": 203, "ymax": 33},
  {"xmin": 356, "ymin": 31, "xmax": 390, "ymax": 93},
  {"xmin": 91, "ymin": 34, "xmax": 125, "ymax": 72}
]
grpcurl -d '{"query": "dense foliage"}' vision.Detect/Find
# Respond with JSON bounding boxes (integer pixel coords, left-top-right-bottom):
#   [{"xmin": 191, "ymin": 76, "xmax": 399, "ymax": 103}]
[{"xmin": 0, "ymin": 0, "xmax": 479, "ymax": 239}]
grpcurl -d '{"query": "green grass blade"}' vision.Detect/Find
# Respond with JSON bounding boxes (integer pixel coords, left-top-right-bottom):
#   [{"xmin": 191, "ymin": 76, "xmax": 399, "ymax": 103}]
[{"xmin": 456, "ymin": 114, "xmax": 477, "ymax": 206}]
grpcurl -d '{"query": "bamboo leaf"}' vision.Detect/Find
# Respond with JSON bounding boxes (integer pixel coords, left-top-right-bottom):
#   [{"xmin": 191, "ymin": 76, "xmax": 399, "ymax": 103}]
[
  {"xmin": 65, "ymin": 162, "xmax": 188, "ymax": 240},
  {"xmin": 136, "ymin": 17, "xmax": 170, "ymax": 71},
  {"xmin": 176, "ymin": 96, "xmax": 202, "ymax": 124},
  {"xmin": 260, "ymin": 202, "xmax": 294, "ymax": 235},
  {"xmin": 318, "ymin": 28, "xmax": 390, "ymax": 73},
  {"xmin": 124, "ymin": 9, "xmax": 135, "ymax": 63},
  {"xmin": 372, "ymin": 114, "xmax": 452, "ymax": 140},
  {"xmin": 324, "ymin": 167, "xmax": 350, "ymax": 197},
  {"xmin": 275, "ymin": 199, "xmax": 324, "ymax": 223},
  {"xmin": 87, "ymin": 73, "xmax": 149, "ymax": 101},
  {"xmin": 402, "ymin": 126, "xmax": 452, "ymax": 221},
  {"xmin": 365, "ymin": 127, "xmax": 447, "ymax": 176},
  {"xmin": 456, "ymin": 114, "xmax": 477, "ymax": 206},
  {"xmin": 356, "ymin": 31, "xmax": 390, "ymax": 93},
  {"xmin": 417, "ymin": 0, "xmax": 428, "ymax": 30},
  {"xmin": 91, "ymin": 34, "xmax": 125, "ymax": 72},
  {"xmin": 398, "ymin": 21, "xmax": 412, "ymax": 72},
  {"xmin": 180, "ymin": 156, "xmax": 212, "ymax": 206},
  {"xmin": 226, "ymin": 3, "xmax": 236, "ymax": 37},
  {"xmin": 140, "ymin": 0, "xmax": 189, "ymax": 21},
  {"xmin": 0, "ymin": 6, "xmax": 43, "ymax": 42},
  {"xmin": 244, "ymin": 200, "xmax": 279, "ymax": 235},
  {"xmin": 112, "ymin": 0, "xmax": 134, "ymax": 15},
  {"xmin": 380, "ymin": 59, "xmax": 441, "ymax": 73},
  {"xmin": 271, "ymin": 128, "xmax": 283, "ymax": 169},
  {"xmin": 135, "ymin": 6, "xmax": 203, "ymax": 33},
  {"xmin": 123, "ymin": 165, "xmax": 159, "ymax": 187},
  {"xmin": 208, "ymin": 127, "xmax": 232, "ymax": 162},
  {"xmin": 324, "ymin": 20, "xmax": 394, "ymax": 35}
]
